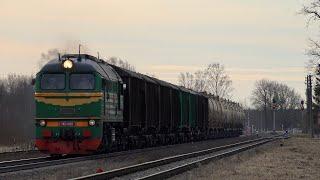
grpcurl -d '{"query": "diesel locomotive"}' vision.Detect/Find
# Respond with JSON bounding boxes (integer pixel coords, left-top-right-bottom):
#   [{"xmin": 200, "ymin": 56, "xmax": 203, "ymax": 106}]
[{"xmin": 34, "ymin": 54, "xmax": 245, "ymax": 155}]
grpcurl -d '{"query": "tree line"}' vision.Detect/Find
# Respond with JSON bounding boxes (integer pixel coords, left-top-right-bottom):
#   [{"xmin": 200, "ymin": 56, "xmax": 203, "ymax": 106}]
[
  {"xmin": 178, "ymin": 63, "xmax": 303, "ymax": 130},
  {"xmin": 246, "ymin": 109, "xmax": 304, "ymax": 132},
  {"xmin": 0, "ymin": 74, "xmax": 34, "ymax": 146},
  {"xmin": 250, "ymin": 79, "xmax": 302, "ymax": 130},
  {"xmin": 251, "ymin": 79, "xmax": 301, "ymax": 110}
]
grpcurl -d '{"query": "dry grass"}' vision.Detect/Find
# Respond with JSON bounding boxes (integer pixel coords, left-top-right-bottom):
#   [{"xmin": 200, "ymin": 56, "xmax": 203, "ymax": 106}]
[{"xmin": 172, "ymin": 136, "xmax": 320, "ymax": 180}]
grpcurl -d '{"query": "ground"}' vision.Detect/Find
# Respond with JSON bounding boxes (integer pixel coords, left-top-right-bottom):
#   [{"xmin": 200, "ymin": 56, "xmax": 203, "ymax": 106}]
[{"xmin": 171, "ymin": 135, "xmax": 320, "ymax": 180}]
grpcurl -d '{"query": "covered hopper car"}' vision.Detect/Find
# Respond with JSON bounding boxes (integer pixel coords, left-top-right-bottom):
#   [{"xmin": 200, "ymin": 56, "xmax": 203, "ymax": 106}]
[{"xmin": 33, "ymin": 54, "xmax": 245, "ymax": 155}]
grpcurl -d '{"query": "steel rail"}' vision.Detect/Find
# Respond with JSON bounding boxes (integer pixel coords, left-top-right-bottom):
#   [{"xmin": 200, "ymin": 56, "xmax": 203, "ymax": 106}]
[
  {"xmin": 137, "ymin": 139, "xmax": 273, "ymax": 180},
  {"xmin": 0, "ymin": 145, "xmax": 184, "ymax": 173},
  {"xmin": 137, "ymin": 136, "xmax": 288, "ymax": 180},
  {"xmin": 0, "ymin": 156, "xmax": 51, "ymax": 168},
  {"xmin": 0, "ymin": 135, "xmax": 262, "ymax": 174},
  {"xmin": 71, "ymin": 136, "xmax": 280, "ymax": 180},
  {"xmin": 0, "ymin": 149, "xmax": 38, "ymax": 156}
]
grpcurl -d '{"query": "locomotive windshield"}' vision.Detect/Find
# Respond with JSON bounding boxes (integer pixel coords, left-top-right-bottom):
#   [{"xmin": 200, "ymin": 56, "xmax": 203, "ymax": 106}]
[
  {"xmin": 70, "ymin": 74, "xmax": 95, "ymax": 90},
  {"xmin": 40, "ymin": 74, "xmax": 65, "ymax": 90}
]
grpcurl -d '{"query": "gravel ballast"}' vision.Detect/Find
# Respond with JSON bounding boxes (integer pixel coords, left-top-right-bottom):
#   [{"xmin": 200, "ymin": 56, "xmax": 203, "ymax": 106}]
[{"xmin": 0, "ymin": 135, "xmax": 260, "ymax": 179}]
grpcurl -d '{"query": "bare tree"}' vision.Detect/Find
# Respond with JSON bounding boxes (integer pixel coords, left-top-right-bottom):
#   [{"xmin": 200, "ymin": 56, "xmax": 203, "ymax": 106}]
[
  {"xmin": 308, "ymin": 39, "xmax": 320, "ymax": 61},
  {"xmin": 0, "ymin": 82, "xmax": 4, "ymax": 110},
  {"xmin": 193, "ymin": 70, "xmax": 207, "ymax": 92},
  {"xmin": 178, "ymin": 63, "xmax": 233, "ymax": 98},
  {"xmin": 277, "ymin": 83, "xmax": 301, "ymax": 110},
  {"xmin": 301, "ymin": 0, "xmax": 320, "ymax": 25},
  {"xmin": 251, "ymin": 79, "xmax": 301, "ymax": 110},
  {"xmin": 251, "ymin": 79, "xmax": 270, "ymax": 129},
  {"xmin": 205, "ymin": 63, "xmax": 233, "ymax": 98},
  {"xmin": 251, "ymin": 79, "xmax": 270, "ymax": 110},
  {"xmin": 107, "ymin": 57, "xmax": 135, "ymax": 71},
  {"xmin": 178, "ymin": 72, "xmax": 195, "ymax": 89},
  {"xmin": 301, "ymin": 1, "xmax": 320, "ymax": 66}
]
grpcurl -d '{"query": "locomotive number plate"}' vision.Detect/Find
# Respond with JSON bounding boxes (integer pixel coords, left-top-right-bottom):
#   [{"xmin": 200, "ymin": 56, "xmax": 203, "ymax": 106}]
[{"xmin": 60, "ymin": 121, "xmax": 74, "ymax": 126}]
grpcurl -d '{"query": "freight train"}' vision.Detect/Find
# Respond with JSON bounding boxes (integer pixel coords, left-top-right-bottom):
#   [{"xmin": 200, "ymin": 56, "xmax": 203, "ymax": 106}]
[{"xmin": 33, "ymin": 54, "xmax": 245, "ymax": 155}]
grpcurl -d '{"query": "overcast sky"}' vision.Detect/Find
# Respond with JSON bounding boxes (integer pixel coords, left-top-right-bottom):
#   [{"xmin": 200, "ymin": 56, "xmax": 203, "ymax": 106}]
[{"xmin": 0, "ymin": 0, "xmax": 316, "ymax": 103}]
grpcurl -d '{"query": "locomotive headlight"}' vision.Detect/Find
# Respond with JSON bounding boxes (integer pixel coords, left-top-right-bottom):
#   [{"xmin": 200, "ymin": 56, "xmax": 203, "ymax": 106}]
[
  {"xmin": 88, "ymin": 120, "xmax": 95, "ymax": 126},
  {"xmin": 63, "ymin": 59, "xmax": 73, "ymax": 69},
  {"xmin": 39, "ymin": 120, "xmax": 46, "ymax": 127}
]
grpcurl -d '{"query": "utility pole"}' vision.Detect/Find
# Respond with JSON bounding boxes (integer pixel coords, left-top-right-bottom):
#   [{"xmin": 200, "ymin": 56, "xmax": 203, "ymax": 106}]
[
  {"xmin": 301, "ymin": 100, "xmax": 305, "ymax": 133},
  {"xmin": 260, "ymin": 110, "xmax": 263, "ymax": 132},
  {"xmin": 247, "ymin": 110, "xmax": 250, "ymax": 135},
  {"xmin": 273, "ymin": 109, "xmax": 276, "ymax": 132},
  {"xmin": 272, "ymin": 97, "xmax": 278, "ymax": 133},
  {"xmin": 306, "ymin": 75, "xmax": 313, "ymax": 138}
]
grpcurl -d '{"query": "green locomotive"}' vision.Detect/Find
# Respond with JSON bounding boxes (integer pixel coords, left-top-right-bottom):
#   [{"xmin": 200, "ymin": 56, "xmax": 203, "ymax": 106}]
[
  {"xmin": 35, "ymin": 54, "xmax": 123, "ymax": 154},
  {"xmin": 34, "ymin": 53, "xmax": 244, "ymax": 155}
]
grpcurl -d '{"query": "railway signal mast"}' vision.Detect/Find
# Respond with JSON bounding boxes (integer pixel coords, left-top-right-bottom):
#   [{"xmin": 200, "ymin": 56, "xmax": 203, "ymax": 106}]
[
  {"xmin": 300, "ymin": 100, "xmax": 304, "ymax": 133},
  {"xmin": 306, "ymin": 75, "xmax": 313, "ymax": 138},
  {"xmin": 272, "ymin": 97, "xmax": 278, "ymax": 133}
]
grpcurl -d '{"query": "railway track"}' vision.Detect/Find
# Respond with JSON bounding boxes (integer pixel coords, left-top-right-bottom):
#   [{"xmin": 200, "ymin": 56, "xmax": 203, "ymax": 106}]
[
  {"xmin": 0, "ymin": 147, "xmax": 167, "ymax": 174},
  {"xmin": 71, "ymin": 135, "xmax": 284, "ymax": 180},
  {"xmin": 0, "ymin": 149, "xmax": 38, "ymax": 155},
  {"xmin": 0, "ymin": 147, "xmax": 160, "ymax": 173},
  {"xmin": 0, "ymin": 135, "xmax": 276, "ymax": 175},
  {"xmin": 72, "ymin": 136, "xmax": 279, "ymax": 180},
  {"xmin": 0, "ymin": 137, "xmax": 244, "ymax": 174}
]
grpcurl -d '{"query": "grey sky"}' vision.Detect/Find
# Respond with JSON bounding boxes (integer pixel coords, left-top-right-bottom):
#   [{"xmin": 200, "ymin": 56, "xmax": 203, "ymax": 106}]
[{"xmin": 0, "ymin": 0, "xmax": 315, "ymax": 102}]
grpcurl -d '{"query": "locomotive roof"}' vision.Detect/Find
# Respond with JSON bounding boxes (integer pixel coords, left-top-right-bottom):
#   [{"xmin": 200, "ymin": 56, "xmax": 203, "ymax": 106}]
[
  {"xmin": 109, "ymin": 64, "xmax": 157, "ymax": 84},
  {"xmin": 40, "ymin": 54, "xmax": 122, "ymax": 82}
]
